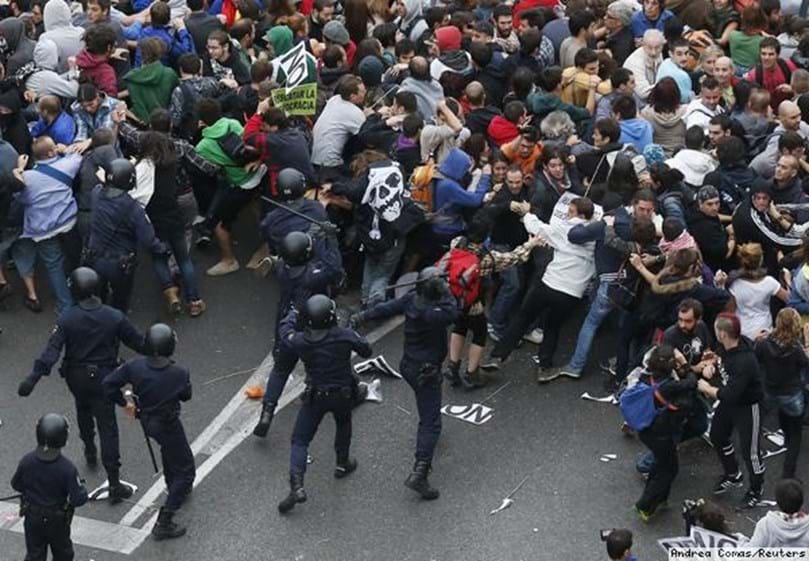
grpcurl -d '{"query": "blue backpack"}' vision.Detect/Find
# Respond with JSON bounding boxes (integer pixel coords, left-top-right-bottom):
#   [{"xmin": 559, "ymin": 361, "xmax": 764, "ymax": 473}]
[{"xmin": 619, "ymin": 378, "xmax": 676, "ymax": 432}]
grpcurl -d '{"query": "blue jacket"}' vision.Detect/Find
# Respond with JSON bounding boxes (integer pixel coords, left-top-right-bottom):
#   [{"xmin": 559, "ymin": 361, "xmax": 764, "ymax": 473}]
[
  {"xmin": 619, "ymin": 118, "xmax": 654, "ymax": 154},
  {"xmin": 127, "ymin": 24, "xmax": 194, "ymax": 67},
  {"xmin": 432, "ymin": 148, "xmax": 490, "ymax": 236},
  {"xmin": 630, "ymin": 9, "xmax": 676, "ymax": 38},
  {"xmin": 19, "ymin": 154, "xmax": 81, "ymax": 240},
  {"xmin": 30, "ymin": 111, "xmax": 76, "ymax": 145},
  {"xmin": 88, "ymin": 186, "xmax": 164, "ymax": 257},
  {"xmin": 568, "ymin": 206, "xmax": 633, "ymax": 279}
]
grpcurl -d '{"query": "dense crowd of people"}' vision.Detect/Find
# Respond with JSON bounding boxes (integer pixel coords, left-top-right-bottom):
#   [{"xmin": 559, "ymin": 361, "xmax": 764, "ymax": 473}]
[{"xmin": 4, "ymin": 0, "xmax": 809, "ymax": 556}]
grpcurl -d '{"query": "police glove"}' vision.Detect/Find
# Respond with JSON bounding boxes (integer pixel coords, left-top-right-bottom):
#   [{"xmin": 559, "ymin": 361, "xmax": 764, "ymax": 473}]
[
  {"xmin": 348, "ymin": 312, "xmax": 366, "ymax": 330},
  {"xmin": 17, "ymin": 376, "xmax": 37, "ymax": 397},
  {"xmin": 321, "ymin": 222, "xmax": 339, "ymax": 236}
]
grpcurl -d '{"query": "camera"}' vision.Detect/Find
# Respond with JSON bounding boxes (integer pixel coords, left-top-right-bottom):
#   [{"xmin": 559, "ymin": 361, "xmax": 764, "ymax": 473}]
[
  {"xmin": 600, "ymin": 529, "xmax": 614, "ymax": 541},
  {"xmin": 682, "ymin": 498, "xmax": 705, "ymax": 533}
]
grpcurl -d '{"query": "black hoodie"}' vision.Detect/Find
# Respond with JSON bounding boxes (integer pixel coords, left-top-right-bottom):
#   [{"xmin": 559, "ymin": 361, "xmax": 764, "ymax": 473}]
[
  {"xmin": 754, "ymin": 336, "xmax": 809, "ymax": 396},
  {"xmin": 716, "ymin": 338, "xmax": 764, "ymax": 407},
  {"xmin": 686, "ymin": 206, "xmax": 729, "ymax": 273},
  {"xmin": 465, "ymin": 106, "xmax": 501, "ymax": 136},
  {"xmin": 0, "ymin": 89, "xmax": 30, "ymax": 156}
]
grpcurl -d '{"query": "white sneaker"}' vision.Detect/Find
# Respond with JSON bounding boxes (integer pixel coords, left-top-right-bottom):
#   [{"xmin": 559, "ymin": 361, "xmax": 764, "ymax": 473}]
[
  {"xmin": 487, "ymin": 324, "xmax": 502, "ymax": 342},
  {"xmin": 206, "ymin": 260, "xmax": 240, "ymax": 276},
  {"xmin": 522, "ymin": 328, "xmax": 544, "ymax": 345}
]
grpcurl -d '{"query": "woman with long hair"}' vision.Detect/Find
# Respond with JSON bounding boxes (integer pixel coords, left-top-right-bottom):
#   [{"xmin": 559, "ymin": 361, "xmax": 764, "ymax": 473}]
[
  {"xmin": 640, "ymin": 78, "xmax": 687, "ymax": 157},
  {"xmin": 754, "ymin": 307, "xmax": 807, "ymax": 479},
  {"xmin": 139, "ymin": 129, "xmax": 206, "ymax": 317},
  {"xmin": 727, "ymin": 243, "xmax": 787, "ymax": 340},
  {"xmin": 344, "ymin": 0, "xmax": 372, "ymax": 45},
  {"xmin": 634, "ymin": 344, "xmax": 698, "ymax": 521}
]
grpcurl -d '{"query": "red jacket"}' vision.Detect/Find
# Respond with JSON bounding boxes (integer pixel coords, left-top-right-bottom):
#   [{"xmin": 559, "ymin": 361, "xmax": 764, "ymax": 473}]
[
  {"xmin": 487, "ymin": 116, "xmax": 520, "ymax": 147},
  {"xmin": 513, "ymin": 0, "xmax": 560, "ymax": 28},
  {"xmin": 76, "ymin": 50, "xmax": 117, "ymax": 97}
]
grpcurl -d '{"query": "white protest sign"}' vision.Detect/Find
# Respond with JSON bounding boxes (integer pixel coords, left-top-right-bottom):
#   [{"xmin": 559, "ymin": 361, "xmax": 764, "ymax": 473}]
[
  {"xmin": 441, "ymin": 403, "xmax": 494, "ymax": 425},
  {"xmin": 550, "ymin": 191, "xmax": 604, "ymax": 226},
  {"xmin": 272, "ymin": 42, "xmax": 315, "ymax": 92},
  {"xmin": 689, "ymin": 526, "xmax": 743, "ymax": 548},
  {"xmin": 657, "ymin": 536, "xmax": 697, "ymax": 552}
]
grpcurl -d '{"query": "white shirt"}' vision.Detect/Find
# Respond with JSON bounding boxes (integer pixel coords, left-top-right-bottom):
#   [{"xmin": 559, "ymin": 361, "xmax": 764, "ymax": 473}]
[{"xmin": 729, "ymin": 276, "xmax": 781, "ymax": 339}]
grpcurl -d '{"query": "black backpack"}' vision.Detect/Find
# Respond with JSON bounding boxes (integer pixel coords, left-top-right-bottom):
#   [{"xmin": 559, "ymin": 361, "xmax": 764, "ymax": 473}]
[
  {"xmin": 177, "ymin": 81, "xmax": 201, "ymax": 143},
  {"xmin": 217, "ymin": 131, "xmax": 260, "ymax": 166}
]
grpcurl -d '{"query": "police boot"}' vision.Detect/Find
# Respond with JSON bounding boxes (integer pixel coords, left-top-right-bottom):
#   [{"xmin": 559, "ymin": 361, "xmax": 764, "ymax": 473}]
[
  {"xmin": 334, "ymin": 455, "xmax": 358, "ymax": 479},
  {"xmin": 404, "ymin": 460, "xmax": 440, "ymax": 500},
  {"xmin": 107, "ymin": 469, "xmax": 133, "ymax": 505},
  {"xmin": 443, "ymin": 360, "xmax": 461, "ymax": 387},
  {"xmin": 152, "ymin": 507, "xmax": 186, "ymax": 541},
  {"xmin": 278, "ymin": 473, "xmax": 307, "ymax": 514},
  {"xmin": 163, "ymin": 287, "xmax": 182, "ymax": 315},
  {"xmin": 252, "ymin": 402, "xmax": 276, "ymax": 438}
]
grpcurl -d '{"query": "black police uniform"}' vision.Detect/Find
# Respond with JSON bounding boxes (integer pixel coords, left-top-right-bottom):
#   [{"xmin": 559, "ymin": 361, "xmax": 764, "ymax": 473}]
[
  {"xmin": 86, "ymin": 185, "xmax": 166, "ymax": 312},
  {"xmin": 20, "ymin": 298, "xmax": 145, "ymax": 486},
  {"xmin": 279, "ymin": 306, "xmax": 371, "ymax": 492},
  {"xmin": 103, "ymin": 357, "xmax": 196, "ymax": 512},
  {"xmin": 260, "ymin": 200, "xmax": 342, "ymax": 268},
  {"xmin": 12, "ymin": 449, "xmax": 88, "ymax": 560},
  {"xmin": 361, "ymin": 285, "xmax": 459, "ymax": 497}
]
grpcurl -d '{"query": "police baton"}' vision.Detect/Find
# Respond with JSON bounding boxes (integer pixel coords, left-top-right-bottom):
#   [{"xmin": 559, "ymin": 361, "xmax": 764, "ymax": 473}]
[
  {"xmin": 124, "ymin": 390, "xmax": 159, "ymax": 474},
  {"xmin": 384, "ymin": 273, "xmax": 449, "ymax": 292},
  {"xmin": 259, "ymin": 195, "xmax": 339, "ymax": 235}
]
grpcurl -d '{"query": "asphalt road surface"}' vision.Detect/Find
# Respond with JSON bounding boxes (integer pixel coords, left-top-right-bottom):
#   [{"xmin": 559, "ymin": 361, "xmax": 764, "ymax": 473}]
[{"xmin": 1, "ymin": 236, "xmax": 806, "ymax": 560}]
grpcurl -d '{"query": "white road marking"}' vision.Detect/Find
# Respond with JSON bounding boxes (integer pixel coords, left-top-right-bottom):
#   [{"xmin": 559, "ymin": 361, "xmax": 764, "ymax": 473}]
[{"xmin": 0, "ymin": 501, "xmax": 150, "ymax": 555}]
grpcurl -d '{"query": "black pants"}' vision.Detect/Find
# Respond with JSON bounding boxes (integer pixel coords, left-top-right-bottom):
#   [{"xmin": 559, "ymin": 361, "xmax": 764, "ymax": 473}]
[
  {"xmin": 66, "ymin": 373, "xmax": 120, "ymax": 473},
  {"xmin": 24, "ymin": 510, "xmax": 73, "ymax": 561},
  {"xmin": 493, "ymin": 281, "xmax": 580, "ymax": 368},
  {"xmin": 91, "ymin": 257, "xmax": 136, "ymax": 313},
  {"xmin": 143, "ymin": 414, "xmax": 196, "ymax": 511},
  {"xmin": 290, "ymin": 389, "xmax": 353, "ymax": 476},
  {"xmin": 636, "ymin": 418, "xmax": 679, "ymax": 513},
  {"xmin": 401, "ymin": 358, "xmax": 442, "ymax": 463},
  {"xmin": 710, "ymin": 403, "xmax": 765, "ymax": 492}
]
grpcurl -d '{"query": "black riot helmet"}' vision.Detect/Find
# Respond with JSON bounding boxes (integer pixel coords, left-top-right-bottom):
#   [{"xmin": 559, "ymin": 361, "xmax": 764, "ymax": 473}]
[
  {"xmin": 144, "ymin": 323, "xmax": 176, "ymax": 357},
  {"xmin": 105, "ymin": 159, "xmax": 136, "ymax": 191},
  {"xmin": 68, "ymin": 267, "xmax": 99, "ymax": 301},
  {"xmin": 280, "ymin": 231, "xmax": 313, "ymax": 266},
  {"xmin": 277, "ymin": 168, "xmax": 306, "ymax": 201},
  {"xmin": 416, "ymin": 266, "xmax": 447, "ymax": 302},
  {"xmin": 304, "ymin": 294, "xmax": 337, "ymax": 332},
  {"xmin": 35, "ymin": 414, "xmax": 69, "ymax": 461}
]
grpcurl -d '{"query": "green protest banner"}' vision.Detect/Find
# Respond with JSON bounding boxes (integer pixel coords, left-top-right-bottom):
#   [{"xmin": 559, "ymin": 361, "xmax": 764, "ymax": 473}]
[{"xmin": 271, "ymin": 83, "xmax": 317, "ymax": 116}]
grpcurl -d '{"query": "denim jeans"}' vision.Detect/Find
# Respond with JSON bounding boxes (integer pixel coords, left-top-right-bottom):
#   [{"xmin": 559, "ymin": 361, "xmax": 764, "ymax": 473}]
[
  {"xmin": 152, "ymin": 229, "xmax": 200, "ymax": 302},
  {"xmin": 567, "ymin": 280, "xmax": 615, "ymax": 373},
  {"xmin": 13, "ymin": 235, "xmax": 74, "ymax": 313},
  {"xmin": 362, "ymin": 238, "xmax": 406, "ymax": 307},
  {"xmin": 488, "ymin": 246, "xmax": 523, "ymax": 334}
]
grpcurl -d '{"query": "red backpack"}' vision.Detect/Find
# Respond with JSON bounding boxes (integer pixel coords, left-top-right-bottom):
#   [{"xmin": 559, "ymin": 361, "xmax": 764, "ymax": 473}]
[{"xmin": 436, "ymin": 246, "xmax": 482, "ymax": 310}]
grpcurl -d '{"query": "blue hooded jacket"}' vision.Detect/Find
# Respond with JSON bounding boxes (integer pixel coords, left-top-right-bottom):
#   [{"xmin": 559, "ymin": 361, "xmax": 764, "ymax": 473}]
[
  {"xmin": 619, "ymin": 118, "xmax": 654, "ymax": 154},
  {"xmin": 432, "ymin": 148, "xmax": 490, "ymax": 236},
  {"xmin": 30, "ymin": 111, "xmax": 76, "ymax": 145}
]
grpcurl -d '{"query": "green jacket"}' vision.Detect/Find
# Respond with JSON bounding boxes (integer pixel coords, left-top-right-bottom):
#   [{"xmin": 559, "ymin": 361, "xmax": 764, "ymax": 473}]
[
  {"xmin": 195, "ymin": 117, "xmax": 256, "ymax": 186},
  {"xmin": 526, "ymin": 92, "xmax": 590, "ymax": 124},
  {"xmin": 124, "ymin": 62, "xmax": 179, "ymax": 123}
]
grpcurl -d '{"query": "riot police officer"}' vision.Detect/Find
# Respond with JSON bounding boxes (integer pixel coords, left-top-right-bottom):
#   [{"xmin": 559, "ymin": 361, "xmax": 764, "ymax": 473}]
[
  {"xmin": 11, "ymin": 414, "xmax": 89, "ymax": 561},
  {"xmin": 85, "ymin": 159, "xmax": 167, "ymax": 312},
  {"xmin": 253, "ymin": 231, "xmax": 344, "ymax": 437},
  {"xmin": 352, "ymin": 267, "xmax": 459, "ymax": 500},
  {"xmin": 277, "ymin": 295, "xmax": 373, "ymax": 513},
  {"xmin": 260, "ymin": 167, "xmax": 341, "ymax": 269},
  {"xmin": 103, "ymin": 323, "xmax": 195, "ymax": 540},
  {"xmin": 17, "ymin": 267, "xmax": 144, "ymax": 504}
]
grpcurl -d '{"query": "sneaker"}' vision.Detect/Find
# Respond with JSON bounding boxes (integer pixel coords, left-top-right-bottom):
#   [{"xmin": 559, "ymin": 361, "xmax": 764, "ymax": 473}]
[
  {"xmin": 194, "ymin": 223, "xmax": 212, "ymax": 248},
  {"xmin": 634, "ymin": 505, "xmax": 655, "ymax": 522},
  {"xmin": 522, "ymin": 328, "xmax": 544, "ymax": 345},
  {"xmin": 486, "ymin": 324, "xmax": 502, "ymax": 342},
  {"xmin": 480, "ymin": 354, "xmax": 507, "ymax": 372},
  {"xmin": 557, "ymin": 367, "xmax": 581, "ymax": 380},
  {"xmin": 713, "ymin": 473, "xmax": 743, "ymax": 495},
  {"xmin": 536, "ymin": 367, "xmax": 561, "ymax": 384},
  {"xmin": 739, "ymin": 489, "xmax": 762, "ymax": 509},
  {"xmin": 206, "ymin": 260, "xmax": 240, "ymax": 276}
]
